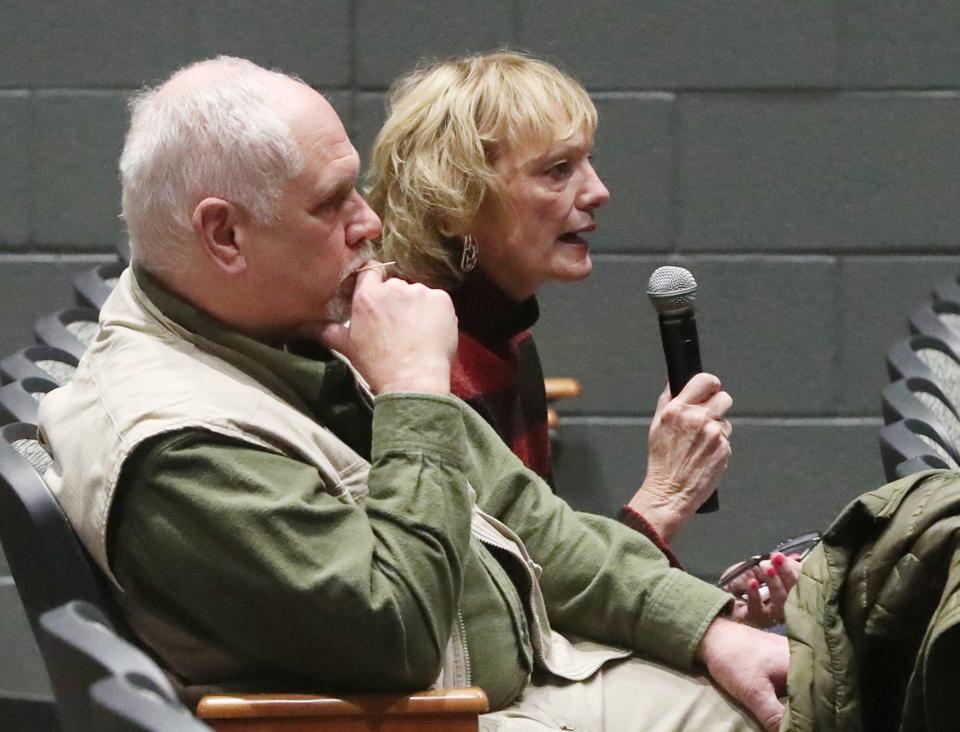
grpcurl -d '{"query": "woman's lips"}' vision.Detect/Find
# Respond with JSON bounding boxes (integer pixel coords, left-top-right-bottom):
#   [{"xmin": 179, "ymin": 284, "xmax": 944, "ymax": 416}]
[
  {"xmin": 558, "ymin": 224, "xmax": 595, "ymax": 245},
  {"xmin": 558, "ymin": 233, "xmax": 588, "ymax": 245}
]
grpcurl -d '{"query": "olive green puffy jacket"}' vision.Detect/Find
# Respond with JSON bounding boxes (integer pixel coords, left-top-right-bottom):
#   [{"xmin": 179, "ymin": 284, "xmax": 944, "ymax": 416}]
[{"xmin": 782, "ymin": 469, "xmax": 960, "ymax": 732}]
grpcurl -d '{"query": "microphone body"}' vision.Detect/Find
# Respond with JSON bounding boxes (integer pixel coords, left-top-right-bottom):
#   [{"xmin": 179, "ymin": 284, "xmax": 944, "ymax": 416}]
[
  {"xmin": 658, "ymin": 311, "xmax": 702, "ymax": 400},
  {"xmin": 647, "ymin": 266, "xmax": 719, "ymax": 513}
]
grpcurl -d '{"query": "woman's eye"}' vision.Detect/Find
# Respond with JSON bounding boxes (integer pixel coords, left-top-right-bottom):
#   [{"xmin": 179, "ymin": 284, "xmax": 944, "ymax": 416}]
[{"xmin": 547, "ymin": 161, "xmax": 573, "ymax": 179}]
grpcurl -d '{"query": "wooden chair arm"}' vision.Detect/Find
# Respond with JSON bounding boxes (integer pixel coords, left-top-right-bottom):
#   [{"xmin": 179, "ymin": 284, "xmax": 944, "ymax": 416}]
[
  {"xmin": 545, "ymin": 377, "xmax": 581, "ymax": 430},
  {"xmin": 544, "ymin": 377, "xmax": 582, "ymax": 402},
  {"xmin": 197, "ymin": 687, "xmax": 489, "ymax": 732}
]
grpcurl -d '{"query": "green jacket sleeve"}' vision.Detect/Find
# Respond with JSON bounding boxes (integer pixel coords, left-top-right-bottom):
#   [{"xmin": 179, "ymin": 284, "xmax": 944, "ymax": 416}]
[
  {"xmin": 109, "ymin": 393, "xmax": 472, "ymax": 690},
  {"xmin": 461, "ymin": 404, "xmax": 731, "ymax": 671}
]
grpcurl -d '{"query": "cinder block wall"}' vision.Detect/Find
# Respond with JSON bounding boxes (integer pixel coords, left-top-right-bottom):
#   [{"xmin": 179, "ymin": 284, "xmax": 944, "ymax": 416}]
[{"xmin": 1, "ymin": 0, "xmax": 959, "ymax": 709}]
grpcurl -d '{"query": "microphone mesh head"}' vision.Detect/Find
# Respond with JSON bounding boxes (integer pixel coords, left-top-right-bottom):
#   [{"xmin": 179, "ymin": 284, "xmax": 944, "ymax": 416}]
[{"xmin": 647, "ymin": 266, "xmax": 698, "ymax": 314}]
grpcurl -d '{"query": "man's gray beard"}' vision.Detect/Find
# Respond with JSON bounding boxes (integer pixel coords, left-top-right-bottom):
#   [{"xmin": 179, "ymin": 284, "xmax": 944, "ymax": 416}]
[
  {"xmin": 320, "ymin": 241, "xmax": 376, "ymax": 324},
  {"xmin": 320, "ymin": 293, "xmax": 352, "ymax": 324}
]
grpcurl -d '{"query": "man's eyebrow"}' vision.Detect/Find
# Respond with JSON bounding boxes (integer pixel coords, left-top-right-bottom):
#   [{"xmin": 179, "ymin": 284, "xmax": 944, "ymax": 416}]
[
  {"xmin": 313, "ymin": 147, "xmax": 361, "ymax": 201},
  {"xmin": 317, "ymin": 175, "xmax": 356, "ymax": 203},
  {"xmin": 333, "ymin": 177, "xmax": 355, "ymax": 196}
]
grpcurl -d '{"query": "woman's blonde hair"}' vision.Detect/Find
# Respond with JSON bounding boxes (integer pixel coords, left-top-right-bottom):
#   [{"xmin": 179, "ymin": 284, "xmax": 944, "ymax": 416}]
[{"xmin": 366, "ymin": 51, "xmax": 597, "ymax": 288}]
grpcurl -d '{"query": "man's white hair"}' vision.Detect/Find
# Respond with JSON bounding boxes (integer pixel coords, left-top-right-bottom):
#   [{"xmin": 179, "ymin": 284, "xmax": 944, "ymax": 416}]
[{"xmin": 120, "ymin": 56, "xmax": 307, "ymax": 277}]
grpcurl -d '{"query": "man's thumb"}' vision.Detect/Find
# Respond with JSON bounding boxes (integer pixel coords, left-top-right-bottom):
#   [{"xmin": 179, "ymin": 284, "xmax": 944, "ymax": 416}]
[{"xmin": 755, "ymin": 693, "xmax": 784, "ymax": 732}]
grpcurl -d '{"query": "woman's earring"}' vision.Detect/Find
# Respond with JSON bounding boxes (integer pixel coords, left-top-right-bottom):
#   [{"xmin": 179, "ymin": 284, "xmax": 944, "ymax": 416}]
[{"xmin": 460, "ymin": 235, "xmax": 478, "ymax": 273}]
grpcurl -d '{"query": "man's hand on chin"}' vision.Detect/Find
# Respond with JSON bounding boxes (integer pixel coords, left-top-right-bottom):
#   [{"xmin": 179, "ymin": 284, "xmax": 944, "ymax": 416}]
[
  {"xmin": 313, "ymin": 267, "xmax": 458, "ymax": 396},
  {"xmin": 697, "ymin": 616, "xmax": 789, "ymax": 732}
]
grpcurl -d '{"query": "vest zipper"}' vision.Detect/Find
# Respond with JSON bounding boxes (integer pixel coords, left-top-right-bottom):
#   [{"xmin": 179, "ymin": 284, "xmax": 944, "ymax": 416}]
[
  {"xmin": 457, "ymin": 608, "xmax": 472, "ymax": 685},
  {"xmin": 474, "ymin": 532, "xmax": 547, "ymax": 667}
]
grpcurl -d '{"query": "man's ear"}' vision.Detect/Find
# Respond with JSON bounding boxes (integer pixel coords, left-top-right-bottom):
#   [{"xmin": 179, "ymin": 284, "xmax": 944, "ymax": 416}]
[{"xmin": 192, "ymin": 197, "xmax": 247, "ymax": 275}]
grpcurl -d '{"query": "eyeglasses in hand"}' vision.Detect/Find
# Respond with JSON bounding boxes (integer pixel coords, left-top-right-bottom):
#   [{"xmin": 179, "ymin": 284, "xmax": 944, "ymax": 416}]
[{"xmin": 716, "ymin": 530, "xmax": 822, "ymax": 589}]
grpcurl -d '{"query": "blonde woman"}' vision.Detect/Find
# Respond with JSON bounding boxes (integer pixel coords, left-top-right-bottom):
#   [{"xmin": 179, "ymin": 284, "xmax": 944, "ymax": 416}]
[{"xmin": 367, "ymin": 52, "xmax": 798, "ymax": 626}]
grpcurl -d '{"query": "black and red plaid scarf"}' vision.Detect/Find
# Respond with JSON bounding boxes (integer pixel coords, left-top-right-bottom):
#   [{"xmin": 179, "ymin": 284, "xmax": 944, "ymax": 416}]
[{"xmin": 450, "ymin": 269, "xmax": 555, "ymax": 489}]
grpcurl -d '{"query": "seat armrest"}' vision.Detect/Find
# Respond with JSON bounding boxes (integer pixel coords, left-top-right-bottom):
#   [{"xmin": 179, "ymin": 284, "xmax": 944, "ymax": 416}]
[
  {"xmin": 544, "ymin": 377, "xmax": 582, "ymax": 430},
  {"xmin": 544, "ymin": 377, "xmax": 581, "ymax": 402},
  {"xmin": 197, "ymin": 687, "xmax": 489, "ymax": 731}
]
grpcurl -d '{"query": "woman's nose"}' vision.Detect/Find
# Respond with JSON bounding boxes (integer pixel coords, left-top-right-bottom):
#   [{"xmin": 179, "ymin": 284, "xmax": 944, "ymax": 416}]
[{"xmin": 579, "ymin": 163, "xmax": 610, "ymax": 210}]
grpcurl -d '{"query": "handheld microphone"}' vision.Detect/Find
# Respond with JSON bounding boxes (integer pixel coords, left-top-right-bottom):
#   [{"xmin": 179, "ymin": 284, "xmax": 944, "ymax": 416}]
[{"xmin": 647, "ymin": 265, "xmax": 718, "ymax": 513}]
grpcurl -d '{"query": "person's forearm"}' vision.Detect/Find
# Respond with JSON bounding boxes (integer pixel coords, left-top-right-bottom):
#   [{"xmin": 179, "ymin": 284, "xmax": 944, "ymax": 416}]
[
  {"xmin": 542, "ymin": 513, "xmax": 730, "ymax": 671},
  {"xmin": 113, "ymin": 400, "xmax": 474, "ymax": 688},
  {"xmin": 626, "ymin": 482, "xmax": 692, "ymax": 542},
  {"xmin": 463, "ymin": 410, "xmax": 730, "ymax": 672},
  {"xmin": 618, "ymin": 504, "xmax": 682, "ymax": 567}
]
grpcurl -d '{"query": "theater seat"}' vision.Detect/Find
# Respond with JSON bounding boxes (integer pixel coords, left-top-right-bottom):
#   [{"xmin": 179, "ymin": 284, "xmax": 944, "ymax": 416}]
[
  {"xmin": 0, "ymin": 421, "xmax": 488, "ymax": 732},
  {"xmin": 881, "ymin": 273, "xmax": 960, "ymax": 479}
]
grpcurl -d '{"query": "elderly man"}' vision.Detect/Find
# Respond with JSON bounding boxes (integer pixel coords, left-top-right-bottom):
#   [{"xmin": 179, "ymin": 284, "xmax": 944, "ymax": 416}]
[{"xmin": 39, "ymin": 57, "xmax": 786, "ymax": 731}]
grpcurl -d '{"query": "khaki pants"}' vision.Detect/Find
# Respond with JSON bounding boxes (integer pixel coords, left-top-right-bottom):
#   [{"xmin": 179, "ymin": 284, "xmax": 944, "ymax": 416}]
[{"xmin": 480, "ymin": 655, "xmax": 761, "ymax": 732}]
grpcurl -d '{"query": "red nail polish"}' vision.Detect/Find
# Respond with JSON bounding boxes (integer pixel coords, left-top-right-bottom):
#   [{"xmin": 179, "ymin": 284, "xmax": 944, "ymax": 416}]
[
  {"xmin": 771, "ymin": 552, "xmax": 785, "ymax": 568},
  {"xmin": 749, "ymin": 579, "xmax": 759, "ymax": 590},
  {"xmin": 766, "ymin": 566, "xmax": 778, "ymax": 578}
]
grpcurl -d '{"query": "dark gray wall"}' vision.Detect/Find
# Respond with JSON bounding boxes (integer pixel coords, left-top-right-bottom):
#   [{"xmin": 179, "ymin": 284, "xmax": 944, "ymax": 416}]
[{"xmin": 1, "ymin": 0, "xmax": 959, "ymax": 707}]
